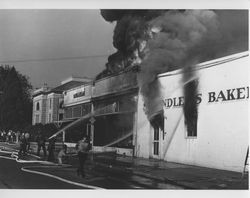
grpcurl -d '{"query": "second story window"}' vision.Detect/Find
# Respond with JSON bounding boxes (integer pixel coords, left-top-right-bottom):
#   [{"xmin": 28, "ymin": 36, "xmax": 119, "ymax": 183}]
[
  {"xmin": 59, "ymin": 100, "xmax": 64, "ymax": 108},
  {"xmin": 184, "ymin": 80, "xmax": 198, "ymax": 137},
  {"xmin": 36, "ymin": 102, "xmax": 40, "ymax": 111},
  {"xmin": 49, "ymin": 98, "xmax": 52, "ymax": 109}
]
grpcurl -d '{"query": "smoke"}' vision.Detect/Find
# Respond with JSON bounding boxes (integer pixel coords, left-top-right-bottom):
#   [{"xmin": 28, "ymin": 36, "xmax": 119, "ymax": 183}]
[
  {"xmin": 97, "ymin": 10, "xmax": 166, "ymax": 79},
  {"xmin": 139, "ymin": 10, "xmax": 222, "ymax": 117},
  {"xmin": 100, "ymin": 9, "xmax": 248, "ymax": 118}
]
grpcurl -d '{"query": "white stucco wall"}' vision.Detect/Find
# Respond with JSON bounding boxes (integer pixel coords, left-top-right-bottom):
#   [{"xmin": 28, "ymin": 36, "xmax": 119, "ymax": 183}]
[
  {"xmin": 135, "ymin": 94, "xmax": 152, "ymax": 158},
  {"xmin": 136, "ymin": 52, "xmax": 249, "ymax": 172}
]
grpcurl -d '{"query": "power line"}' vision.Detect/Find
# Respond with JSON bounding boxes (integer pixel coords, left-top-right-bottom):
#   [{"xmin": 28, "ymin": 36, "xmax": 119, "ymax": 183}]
[{"xmin": 0, "ymin": 54, "xmax": 110, "ymax": 64}]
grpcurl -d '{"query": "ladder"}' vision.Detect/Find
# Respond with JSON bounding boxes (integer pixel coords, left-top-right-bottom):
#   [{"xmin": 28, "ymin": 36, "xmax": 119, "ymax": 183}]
[{"xmin": 242, "ymin": 147, "xmax": 249, "ymax": 178}]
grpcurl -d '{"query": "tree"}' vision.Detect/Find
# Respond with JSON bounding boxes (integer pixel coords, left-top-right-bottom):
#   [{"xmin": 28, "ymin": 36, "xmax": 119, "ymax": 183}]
[{"xmin": 0, "ymin": 65, "xmax": 32, "ymax": 131}]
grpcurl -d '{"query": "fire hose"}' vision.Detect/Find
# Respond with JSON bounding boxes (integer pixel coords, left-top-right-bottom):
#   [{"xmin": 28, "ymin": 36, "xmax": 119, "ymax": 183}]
[{"xmin": 0, "ymin": 146, "xmax": 104, "ymax": 189}]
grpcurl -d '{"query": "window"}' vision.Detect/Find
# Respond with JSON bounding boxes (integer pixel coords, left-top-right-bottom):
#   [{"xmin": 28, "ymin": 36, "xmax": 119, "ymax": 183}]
[
  {"xmin": 59, "ymin": 113, "xmax": 63, "ymax": 121},
  {"xmin": 59, "ymin": 100, "xmax": 64, "ymax": 108},
  {"xmin": 184, "ymin": 80, "xmax": 198, "ymax": 137},
  {"xmin": 36, "ymin": 102, "xmax": 40, "ymax": 111},
  {"xmin": 82, "ymin": 103, "xmax": 91, "ymax": 115},
  {"xmin": 73, "ymin": 106, "xmax": 82, "ymax": 118},
  {"xmin": 153, "ymin": 126, "xmax": 159, "ymax": 155},
  {"xmin": 49, "ymin": 98, "xmax": 52, "ymax": 109},
  {"xmin": 65, "ymin": 107, "xmax": 73, "ymax": 118}
]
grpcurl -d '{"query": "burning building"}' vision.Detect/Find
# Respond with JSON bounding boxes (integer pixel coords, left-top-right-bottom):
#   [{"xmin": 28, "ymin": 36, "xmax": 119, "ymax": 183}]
[
  {"xmin": 40, "ymin": 10, "xmax": 248, "ymax": 172},
  {"xmin": 95, "ymin": 10, "xmax": 249, "ymax": 172},
  {"xmin": 135, "ymin": 51, "xmax": 249, "ymax": 172},
  {"xmin": 45, "ymin": 71, "xmax": 139, "ymax": 156},
  {"xmin": 92, "ymin": 70, "xmax": 138, "ymax": 155}
]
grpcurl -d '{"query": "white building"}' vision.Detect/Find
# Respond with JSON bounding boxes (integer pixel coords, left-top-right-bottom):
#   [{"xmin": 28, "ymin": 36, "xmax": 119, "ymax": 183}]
[
  {"xmin": 135, "ymin": 51, "xmax": 249, "ymax": 172},
  {"xmin": 32, "ymin": 76, "xmax": 92, "ymax": 125},
  {"xmin": 32, "ymin": 85, "xmax": 51, "ymax": 125}
]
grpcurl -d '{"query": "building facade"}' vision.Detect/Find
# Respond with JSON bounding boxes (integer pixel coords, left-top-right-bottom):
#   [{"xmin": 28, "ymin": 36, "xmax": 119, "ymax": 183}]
[
  {"xmin": 91, "ymin": 70, "xmax": 138, "ymax": 155},
  {"xmin": 135, "ymin": 51, "xmax": 249, "ymax": 172},
  {"xmin": 32, "ymin": 76, "xmax": 92, "ymax": 126}
]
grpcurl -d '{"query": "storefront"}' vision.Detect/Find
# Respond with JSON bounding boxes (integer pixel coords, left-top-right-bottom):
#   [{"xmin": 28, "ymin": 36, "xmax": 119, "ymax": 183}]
[{"xmin": 92, "ymin": 71, "xmax": 138, "ymax": 156}]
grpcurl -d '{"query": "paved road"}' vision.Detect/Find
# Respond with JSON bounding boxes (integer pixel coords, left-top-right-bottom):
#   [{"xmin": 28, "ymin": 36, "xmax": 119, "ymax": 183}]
[
  {"xmin": 0, "ymin": 144, "xmax": 182, "ymax": 189},
  {"xmin": 0, "ymin": 156, "xmax": 86, "ymax": 189}
]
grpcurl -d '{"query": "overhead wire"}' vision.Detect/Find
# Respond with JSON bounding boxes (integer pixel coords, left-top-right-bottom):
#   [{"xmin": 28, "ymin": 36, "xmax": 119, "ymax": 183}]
[{"xmin": 0, "ymin": 54, "xmax": 109, "ymax": 64}]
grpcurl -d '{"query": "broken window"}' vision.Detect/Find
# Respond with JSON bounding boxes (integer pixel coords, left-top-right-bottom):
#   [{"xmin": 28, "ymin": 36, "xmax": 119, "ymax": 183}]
[{"xmin": 184, "ymin": 80, "xmax": 198, "ymax": 137}]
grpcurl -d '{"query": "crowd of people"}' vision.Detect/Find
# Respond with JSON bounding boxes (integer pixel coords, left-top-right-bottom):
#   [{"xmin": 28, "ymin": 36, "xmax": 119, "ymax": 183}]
[
  {"xmin": 0, "ymin": 130, "xmax": 21, "ymax": 143},
  {"xmin": 0, "ymin": 129, "xmax": 91, "ymax": 178}
]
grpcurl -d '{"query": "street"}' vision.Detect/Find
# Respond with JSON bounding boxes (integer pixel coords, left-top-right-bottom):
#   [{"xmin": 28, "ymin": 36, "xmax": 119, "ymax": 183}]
[{"xmin": 0, "ymin": 144, "xmax": 182, "ymax": 189}]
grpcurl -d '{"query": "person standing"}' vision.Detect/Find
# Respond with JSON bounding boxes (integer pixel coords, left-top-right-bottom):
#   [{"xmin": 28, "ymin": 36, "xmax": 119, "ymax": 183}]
[
  {"xmin": 7, "ymin": 130, "xmax": 11, "ymax": 142},
  {"xmin": 0, "ymin": 131, "xmax": 3, "ymax": 141},
  {"xmin": 16, "ymin": 131, "xmax": 20, "ymax": 143},
  {"xmin": 47, "ymin": 137, "xmax": 56, "ymax": 162},
  {"xmin": 3, "ymin": 131, "xmax": 6, "ymax": 142},
  {"xmin": 76, "ymin": 137, "xmax": 90, "ymax": 178},
  {"xmin": 36, "ymin": 131, "xmax": 47, "ymax": 157},
  {"xmin": 18, "ymin": 133, "xmax": 27, "ymax": 158},
  {"xmin": 10, "ymin": 131, "xmax": 13, "ymax": 143},
  {"xmin": 57, "ymin": 144, "xmax": 67, "ymax": 165},
  {"xmin": 25, "ymin": 132, "xmax": 30, "ymax": 152}
]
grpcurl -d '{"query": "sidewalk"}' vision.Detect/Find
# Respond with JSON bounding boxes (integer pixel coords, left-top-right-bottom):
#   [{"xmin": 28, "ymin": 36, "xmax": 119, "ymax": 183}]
[
  {"xmin": 87, "ymin": 152, "xmax": 249, "ymax": 189},
  {"xmin": 1, "ymin": 142, "xmax": 248, "ymax": 189}
]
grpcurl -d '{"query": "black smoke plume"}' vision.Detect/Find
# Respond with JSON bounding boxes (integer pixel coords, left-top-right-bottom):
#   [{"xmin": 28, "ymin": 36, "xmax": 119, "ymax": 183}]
[
  {"xmin": 97, "ymin": 10, "xmax": 166, "ymax": 80},
  {"xmin": 99, "ymin": 9, "xmax": 248, "ymax": 118}
]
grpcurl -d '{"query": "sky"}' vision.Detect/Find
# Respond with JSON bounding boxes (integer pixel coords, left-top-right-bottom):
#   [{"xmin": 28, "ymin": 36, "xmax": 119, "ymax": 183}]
[
  {"xmin": 0, "ymin": 8, "xmax": 248, "ymax": 89},
  {"xmin": 0, "ymin": 10, "xmax": 115, "ymax": 88}
]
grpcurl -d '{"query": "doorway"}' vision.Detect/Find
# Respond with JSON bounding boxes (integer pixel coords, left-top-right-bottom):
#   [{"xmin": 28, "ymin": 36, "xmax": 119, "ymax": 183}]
[
  {"xmin": 151, "ymin": 113, "xmax": 164, "ymax": 159},
  {"xmin": 153, "ymin": 125, "xmax": 160, "ymax": 157}
]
